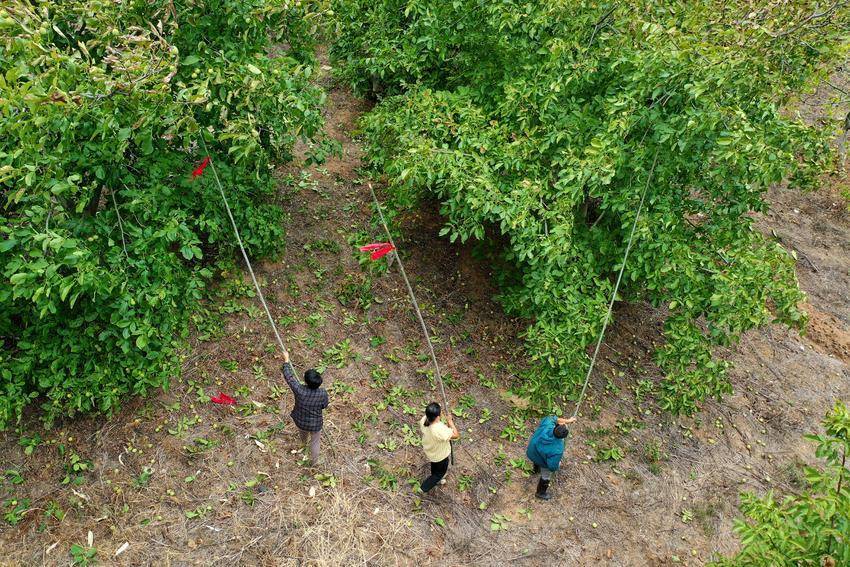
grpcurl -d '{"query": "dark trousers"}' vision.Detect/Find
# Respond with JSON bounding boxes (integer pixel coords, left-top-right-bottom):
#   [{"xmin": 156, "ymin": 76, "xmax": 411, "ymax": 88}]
[{"xmin": 421, "ymin": 456, "xmax": 449, "ymax": 492}]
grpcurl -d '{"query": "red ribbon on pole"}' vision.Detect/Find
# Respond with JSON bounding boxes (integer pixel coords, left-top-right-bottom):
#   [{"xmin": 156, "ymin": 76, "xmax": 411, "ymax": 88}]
[
  {"xmin": 192, "ymin": 156, "xmax": 210, "ymax": 179},
  {"xmin": 359, "ymin": 242, "xmax": 396, "ymax": 260}
]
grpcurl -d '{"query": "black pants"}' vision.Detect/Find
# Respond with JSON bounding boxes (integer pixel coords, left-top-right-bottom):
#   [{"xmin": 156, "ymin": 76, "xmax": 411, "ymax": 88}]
[{"xmin": 421, "ymin": 456, "xmax": 449, "ymax": 492}]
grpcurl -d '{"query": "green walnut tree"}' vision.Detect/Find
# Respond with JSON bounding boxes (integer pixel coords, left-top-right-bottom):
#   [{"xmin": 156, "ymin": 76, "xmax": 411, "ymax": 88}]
[
  {"xmin": 0, "ymin": 0, "xmax": 327, "ymax": 428},
  {"xmin": 714, "ymin": 402, "xmax": 849, "ymax": 566},
  {"xmin": 331, "ymin": 0, "xmax": 849, "ymax": 412}
]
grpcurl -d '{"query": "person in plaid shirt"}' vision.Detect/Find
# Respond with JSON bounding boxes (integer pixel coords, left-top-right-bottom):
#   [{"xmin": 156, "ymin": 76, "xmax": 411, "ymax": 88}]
[{"xmin": 282, "ymin": 351, "xmax": 328, "ymax": 465}]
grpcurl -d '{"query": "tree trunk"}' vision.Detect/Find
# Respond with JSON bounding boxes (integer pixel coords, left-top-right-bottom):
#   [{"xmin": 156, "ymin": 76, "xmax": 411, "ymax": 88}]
[{"xmin": 85, "ymin": 184, "xmax": 103, "ymax": 216}]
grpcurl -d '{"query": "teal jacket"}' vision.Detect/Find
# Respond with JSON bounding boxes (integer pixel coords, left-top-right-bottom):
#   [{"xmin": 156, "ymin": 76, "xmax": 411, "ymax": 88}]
[{"xmin": 526, "ymin": 416, "xmax": 565, "ymax": 471}]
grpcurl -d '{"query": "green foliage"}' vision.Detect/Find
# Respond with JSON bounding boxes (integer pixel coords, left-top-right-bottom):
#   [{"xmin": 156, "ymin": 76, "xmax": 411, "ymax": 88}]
[
  {"xmin": 133, "ymin": 467, "xmax": 153, "ymax": 489},
  {"xmin": 4, "ymin": 497, "xmax": 30, "ymax": 526},
  {"xmin": 365, "ymin": 457, "xmax": 399, "ymax": 491},
  {"xmin": 4, "ymin": 469, "xmax": 24, "ymax": 485},
  {"xmin": 489, "ymin": 513, "xmax": 510, "ymax": 532},
  {"xmin": 61, "ymin": 451, "xmax": 93, "ymax": 485},
  {"xmin": 0, "ymin": 0, "xmax": 326, "ymax": 428},
  {"xmin": 595, "ymin": 445, "xmax": 624, "ymax": 463},
  {"xmin": 184, "ymin": 504, "xmax": 212, "ymax": 519},
  {"xmin": 713, "ymin": 402, "xmax": 849, "ymax": 566},
  {"xmin": 499, "ymin": 409, "xmax": 527, "ymax": 442},
  {"xmin": 457, "ymin": 474, "xmax": 473, "ymax": 492},
  {"xmin": 322, "ymin": 338, "xmax": 357, "ymax": 369},
  {"xmin": 331, "ymin": 0, "xmax": 847, "ymax": 413},
  {"xmin": 69, "ymin": 543, "xmax": 97, "ymax": 566}
]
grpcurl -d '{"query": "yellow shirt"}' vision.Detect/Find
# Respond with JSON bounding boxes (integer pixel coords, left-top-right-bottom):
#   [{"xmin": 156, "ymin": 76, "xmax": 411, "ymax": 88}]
[{"xmin": 420, "ymin": 416, "xmax": 453, "ymax": 462}]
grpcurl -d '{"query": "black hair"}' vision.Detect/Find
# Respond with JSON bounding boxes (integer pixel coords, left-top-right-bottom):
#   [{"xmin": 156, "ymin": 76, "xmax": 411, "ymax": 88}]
[
  {"xmin": 304, "ymin": 368, "xmax": 323, "ymax": 389},
  {"xmin": 553, "ymin": 424, "xmax": 569, "ymax": 439},
  {"xmin": 424, "ymin": 402, "xmax": 441, "ymax": 426}
]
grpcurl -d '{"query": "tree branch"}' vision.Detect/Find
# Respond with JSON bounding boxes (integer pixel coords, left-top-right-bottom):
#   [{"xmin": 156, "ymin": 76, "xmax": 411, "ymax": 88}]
[
  {"xmin": 770, "ymin": 1, "xmax": 848, "ymax": 39},
  {"xmin": 111, "ymin": 188, "xmax": 129, "ymax": 258}
]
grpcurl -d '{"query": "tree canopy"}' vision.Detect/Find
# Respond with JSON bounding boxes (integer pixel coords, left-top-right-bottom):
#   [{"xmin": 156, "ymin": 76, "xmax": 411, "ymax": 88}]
[
  {"xmin": 0, "ymin": 0, "xmax": 326, "ymax": 428},
  {"xmin": 331, "ymin": 0, "xmax": 849, "ymax": 412}
]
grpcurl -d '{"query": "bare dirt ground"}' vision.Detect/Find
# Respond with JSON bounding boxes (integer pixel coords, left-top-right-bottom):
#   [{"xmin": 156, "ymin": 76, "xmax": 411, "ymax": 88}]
[{"xmin": 1, "ymin": 58, "xmax": 848, "ymax": 566}]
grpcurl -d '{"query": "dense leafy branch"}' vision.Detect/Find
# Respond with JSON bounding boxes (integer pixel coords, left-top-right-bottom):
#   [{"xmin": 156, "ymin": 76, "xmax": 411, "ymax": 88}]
[{"xmin": 713, "ymin": 402, "xmax": 850, "ymax": 566}]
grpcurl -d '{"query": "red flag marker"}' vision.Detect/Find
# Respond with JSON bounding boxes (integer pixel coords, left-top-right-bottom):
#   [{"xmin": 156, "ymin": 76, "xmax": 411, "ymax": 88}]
[
  {"xmin": 359, "ymin": 243, "xmax": 388, "ymax": 252},
  {"xmin": 210, "ymin": 392, "xmax": 236, "ymax": 405},
  {"xmin": 370, "ymin": 243, "xmax": 395, "ymax": 260},
  {"xmin": 192, "ymin": 156, "xmax": 210, "ymax": 179},
  {"xmin": 359, "ymin": 242, "xmax": 395, "ymax": 261}
]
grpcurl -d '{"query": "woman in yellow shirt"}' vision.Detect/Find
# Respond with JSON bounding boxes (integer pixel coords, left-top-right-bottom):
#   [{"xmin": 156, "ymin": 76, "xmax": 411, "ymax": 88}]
[{"xmin": 419, "ymin": 402, "xmax": 460, "ymax": 492}]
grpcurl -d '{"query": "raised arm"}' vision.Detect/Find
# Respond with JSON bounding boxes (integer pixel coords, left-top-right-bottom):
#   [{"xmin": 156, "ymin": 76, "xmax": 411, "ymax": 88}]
[
  {"xmin": 446, "ymin": 415, "xmax": 461, "ymax": 440},
  {"xmin": 281, "ymin": 351, "xmax": 298, "ymax": 391}
]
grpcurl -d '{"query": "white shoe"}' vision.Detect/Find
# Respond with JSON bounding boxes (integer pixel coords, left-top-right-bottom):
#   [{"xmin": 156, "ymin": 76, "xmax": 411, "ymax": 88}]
[{"xmin": 439, "ymin": 479, "xmax": 446, "ymax": 485}]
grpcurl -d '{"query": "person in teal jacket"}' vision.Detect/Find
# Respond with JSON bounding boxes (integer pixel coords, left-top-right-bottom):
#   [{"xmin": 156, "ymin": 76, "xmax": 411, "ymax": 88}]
[{"xmin": 526, "ymin": 415, "xmax": 576, "ymax": 500}]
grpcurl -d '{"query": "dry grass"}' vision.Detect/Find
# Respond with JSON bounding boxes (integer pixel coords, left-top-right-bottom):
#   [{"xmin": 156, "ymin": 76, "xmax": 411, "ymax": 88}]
[{"xmin": 297, "ymin": 486, "xmax": 423, "ymax": 566}]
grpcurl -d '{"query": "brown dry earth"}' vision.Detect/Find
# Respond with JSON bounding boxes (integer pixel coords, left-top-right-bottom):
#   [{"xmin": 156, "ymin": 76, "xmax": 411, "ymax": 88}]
[{"xmin": 1, "ymin": 59, "xmax": 848, "ymax": 566}]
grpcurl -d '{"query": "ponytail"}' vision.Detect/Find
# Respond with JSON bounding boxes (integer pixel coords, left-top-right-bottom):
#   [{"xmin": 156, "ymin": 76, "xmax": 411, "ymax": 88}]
[{"xmin": 424, "ymin": 402, "xmax": 441, "ymax": 426}]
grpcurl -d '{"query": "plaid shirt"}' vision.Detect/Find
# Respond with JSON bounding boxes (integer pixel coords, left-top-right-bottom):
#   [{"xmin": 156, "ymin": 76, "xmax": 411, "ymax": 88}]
[{"xmin": 282, "ymin": 363, "xmax": 328, "ymax": 432}]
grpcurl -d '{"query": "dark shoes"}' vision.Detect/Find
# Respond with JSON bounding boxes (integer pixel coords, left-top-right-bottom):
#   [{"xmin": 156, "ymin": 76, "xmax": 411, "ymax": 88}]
[
  {"xmin": 535, "ymin": 478, "xmax": 551, "ymax": 500},
  {"xmin": 531, "ymin": 462, "xmax": 550, "ymax": 500}
]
